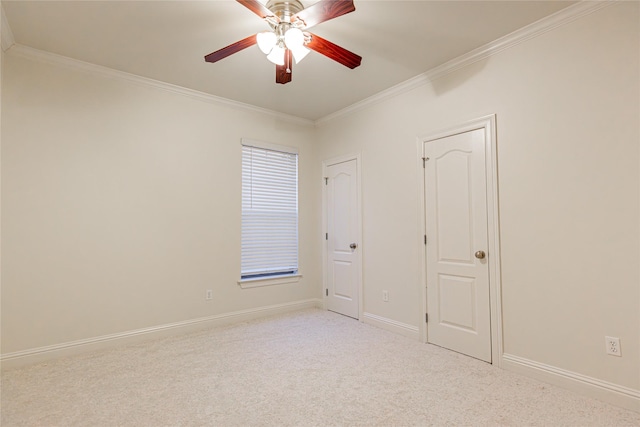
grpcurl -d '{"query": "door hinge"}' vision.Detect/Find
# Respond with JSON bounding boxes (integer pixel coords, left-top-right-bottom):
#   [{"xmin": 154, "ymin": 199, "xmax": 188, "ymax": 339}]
[
  {"xmin": 324, "ymin": 177, "xmax": 328, "ymax": 185},
  {"xmin": 326, "ymin": 289, "xmax": 328, "ymax": 297},
  {"xmin": 422, "ymin": 157, "xmax": 430, "ymax": 168},
  {"xmin": 425, "ymin": 313, "xmax": 428, "ymax": 323},
  {"xmin": 424, "ymin": 235, "xmax": 427, "ymax": 245},
  {"xmin": 325, "ymin": 233, "xmax": 328, "ymax": 240}
]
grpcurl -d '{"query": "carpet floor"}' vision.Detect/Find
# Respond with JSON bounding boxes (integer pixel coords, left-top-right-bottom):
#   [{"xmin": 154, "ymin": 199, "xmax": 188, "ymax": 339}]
[{"xmin": 2, "ymin": 308, "xmax": 639, "ymax": 426}]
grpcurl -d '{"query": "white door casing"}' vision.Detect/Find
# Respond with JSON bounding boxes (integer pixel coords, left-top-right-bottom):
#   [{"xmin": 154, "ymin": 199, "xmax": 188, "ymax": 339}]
[
  {"xmin": 323, "ymin": 157, "xmax": 361, "ymax": 319},
  {"xmin": 420, "ymin": 115, "xmax": 502, "ymax": 365}
]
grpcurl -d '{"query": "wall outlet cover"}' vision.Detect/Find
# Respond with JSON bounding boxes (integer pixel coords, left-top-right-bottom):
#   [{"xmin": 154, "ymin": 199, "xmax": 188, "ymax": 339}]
[{"xmin": 605, "ymin": 336, "xmax": 621, "ymax": 356}]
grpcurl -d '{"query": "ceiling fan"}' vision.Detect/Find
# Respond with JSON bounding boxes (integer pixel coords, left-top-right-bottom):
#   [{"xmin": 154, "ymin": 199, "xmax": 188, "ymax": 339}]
[{"xmin": 204, "ymin": 0, "xmax": 362, "ymax": 84}]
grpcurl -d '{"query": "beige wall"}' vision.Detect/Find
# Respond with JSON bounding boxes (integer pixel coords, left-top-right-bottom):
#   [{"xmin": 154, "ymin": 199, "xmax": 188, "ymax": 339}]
[
  {"xmin": 1, "ymin": 53, "xmax": 320, "ymax": 353},
  {"xmin": 315, "ymin": 1, "xmax": 639, "ymax": 391}
]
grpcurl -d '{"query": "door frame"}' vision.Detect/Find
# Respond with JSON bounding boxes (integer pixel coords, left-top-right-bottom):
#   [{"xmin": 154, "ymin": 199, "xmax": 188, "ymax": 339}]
[
  {"xmin": 417, "ymin": 114, "xmax": 503, "ymax": 366},
  {"xmin": 322, "ymin": 154, "xmax": 363, "ymax": 320}
]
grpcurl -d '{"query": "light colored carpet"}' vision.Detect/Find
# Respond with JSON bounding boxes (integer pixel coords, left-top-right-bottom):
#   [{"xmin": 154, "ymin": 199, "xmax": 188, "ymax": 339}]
[{"xmin": 2, "ymin": 308, "xmax": 639, "ymax": 426}]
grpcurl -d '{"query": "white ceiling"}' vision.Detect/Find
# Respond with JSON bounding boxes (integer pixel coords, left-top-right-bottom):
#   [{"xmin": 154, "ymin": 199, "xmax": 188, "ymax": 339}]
[{"xmin": 2, "ymin": 0, "xmax": 575, "ymax": 121}]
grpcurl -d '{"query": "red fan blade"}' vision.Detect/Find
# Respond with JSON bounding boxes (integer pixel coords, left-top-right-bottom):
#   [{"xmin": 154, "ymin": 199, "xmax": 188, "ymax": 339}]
[
  {"xmin": 236, "ymin": 0, "xmax": 279, "ymax": 22},
  {"xmin": 276, "ymin": 49, "xmax": 293, "ymax": 84},
  {"xmin": 204, "ymin": 35, "xmax": 257, "ymax": 63},
  {"xmin": 306, "ymin": 33, "xmax": 361, "ymax": 69},
  {"xmin": 293, "ymin": 0, "xmax": 355, "ymax": 29}
]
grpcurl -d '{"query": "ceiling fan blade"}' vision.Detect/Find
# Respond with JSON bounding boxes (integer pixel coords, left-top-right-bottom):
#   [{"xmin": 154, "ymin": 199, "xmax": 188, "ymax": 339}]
[
  {"xmin": 276, "ymin": 49, "xmax": 293, "ymax": 84},
  {"xmin": 293, "ymin": 0, "xmax": 355, "ymax": 29},
  {"xmin": 236, "ymin": 0, "xmax": 280, "ymax": 22},
  {"xmin": 306, "ymin": 33, "xmax": 361, "ymax": 69},
  {"xmin": 204, "ymin": 35, "xmax": 257, "ymax": 63}
]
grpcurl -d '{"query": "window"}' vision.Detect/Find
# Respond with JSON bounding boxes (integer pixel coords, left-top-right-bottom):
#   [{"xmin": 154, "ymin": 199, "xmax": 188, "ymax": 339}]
[{"xmin": 241, "ymin": 140, "xmax": 299, "ymax": 284}]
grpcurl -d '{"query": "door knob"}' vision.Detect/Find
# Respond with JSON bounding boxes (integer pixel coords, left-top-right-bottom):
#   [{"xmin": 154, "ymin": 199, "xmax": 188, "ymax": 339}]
[
  {"xmin": 350, "ymin": 243, "xmax": 357, "ymax": 250},
  {"xmin": 475, "ymin": 250, "xmax": 486, "ymax": 259}
]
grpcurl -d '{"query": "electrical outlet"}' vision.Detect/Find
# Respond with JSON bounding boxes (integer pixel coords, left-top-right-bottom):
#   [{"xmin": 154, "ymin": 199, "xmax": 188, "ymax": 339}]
[
  {"xmin": 382, "ymin": 290, "xmax": 389, "ymax": 302},
  {"xmin": 605, "ymin": 336, "xmax": 621, "ymax": 356},
  {"xmin": 205, "ymin": 290, "xmax": 213, "ymax": 300}
]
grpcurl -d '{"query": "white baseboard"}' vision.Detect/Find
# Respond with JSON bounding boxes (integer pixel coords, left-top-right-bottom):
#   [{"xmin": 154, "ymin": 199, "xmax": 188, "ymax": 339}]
[
  {"xmin": 502, "ymin": 353, "xmax": 640, "ymax": 412},
  {"xmin": 362, "ymin": 312, "xmax": 420, "ymax": 340},
  {"xmin": 1, "ymin": 298, "xmax": 323, "ymax": 370}
]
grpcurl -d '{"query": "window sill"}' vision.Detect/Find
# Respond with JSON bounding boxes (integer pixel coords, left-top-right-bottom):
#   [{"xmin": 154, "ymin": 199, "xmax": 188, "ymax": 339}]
[{"xmin": 238, "ymin": 274, "xmax": 302, "ymax": 289}]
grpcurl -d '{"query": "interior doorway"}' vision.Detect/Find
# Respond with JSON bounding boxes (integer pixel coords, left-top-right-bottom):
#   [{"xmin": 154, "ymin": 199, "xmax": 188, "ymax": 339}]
[
  {"xmin": 420, "ymin": 115, "xmax": 503, "ymax": 364},
  {"xmin": 323, "ymin": 155, "xmax": 362, "ymax": 319}
]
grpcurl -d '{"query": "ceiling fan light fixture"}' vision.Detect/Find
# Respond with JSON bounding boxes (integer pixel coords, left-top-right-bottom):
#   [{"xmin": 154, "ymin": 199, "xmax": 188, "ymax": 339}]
[
  {"xmin": 257, "ymin": 31, "xmax": 277, "ymax": 54},
  {"xmin": 284, "ymin": 27, "xmax": 304, "ymax": 49},
  {"xmin": 290, "ymin": 45, "xmax": 310, "ymax": 63},
  {"xmin": 204, "ymin": 0, "xmax": 362, "ymax": 84},
  {"xmin": 266, "ymin": 44, "xmax": 286, "ymax": 65},
  {"xmin": 284, "ymin": 27, "xmax": 309, "ymax": 63}
]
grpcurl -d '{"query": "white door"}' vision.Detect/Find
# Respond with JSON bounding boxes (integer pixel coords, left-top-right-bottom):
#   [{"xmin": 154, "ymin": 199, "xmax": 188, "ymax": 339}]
[
  {"xmin": 424, "ymin": 128, "xmax": 491, "ymax": 362},
  {"xmin": 325, "ymin": 159, "xmax": 360, "ymax": 319}
]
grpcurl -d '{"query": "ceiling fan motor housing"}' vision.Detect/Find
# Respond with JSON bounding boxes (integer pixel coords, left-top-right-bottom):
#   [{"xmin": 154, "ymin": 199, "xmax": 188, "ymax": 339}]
[{"xmin": 266, "ymin": 0, "xmax": 305, "ymax": 21}]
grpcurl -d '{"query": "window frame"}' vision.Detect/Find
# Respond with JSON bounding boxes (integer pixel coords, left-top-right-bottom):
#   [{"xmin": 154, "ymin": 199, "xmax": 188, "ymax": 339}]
[{"xmin": 238, "ymin": 138, "xmax": 301, "ymax": 288}]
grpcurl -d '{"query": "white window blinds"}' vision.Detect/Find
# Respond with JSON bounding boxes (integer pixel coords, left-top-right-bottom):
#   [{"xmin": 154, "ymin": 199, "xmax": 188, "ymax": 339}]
[{"xmin": 241, "ymin": 142, "xmax": 298, "ymax": 279}]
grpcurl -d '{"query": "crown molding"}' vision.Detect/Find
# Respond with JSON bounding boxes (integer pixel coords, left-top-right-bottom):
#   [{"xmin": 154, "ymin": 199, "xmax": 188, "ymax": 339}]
[
  {"xmin": 3, "ymin": 1, "xmax": 615, "ymax": 127},
  {"xmin": 315, "ymin": 0, "xmax": 615, "ymax": 126},
  {"xmin": 1, "ymin": 4, "xmax": 15, "ymax": 51},
  {"xmin": 6, "ymin": 44, "xmax": 315, "ymax": 127}
]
